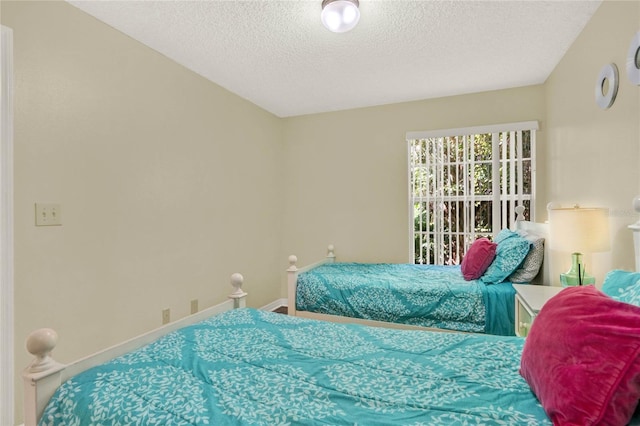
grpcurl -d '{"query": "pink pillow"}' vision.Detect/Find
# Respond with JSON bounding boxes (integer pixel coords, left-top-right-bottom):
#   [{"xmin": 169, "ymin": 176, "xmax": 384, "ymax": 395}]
[
  {"xmin": 460, "ymin": 238, "xmax": 497, "ymax": 281},
  {"xmin": 520, "ymin": 286, "xmax": 640, "ymax": 425}
]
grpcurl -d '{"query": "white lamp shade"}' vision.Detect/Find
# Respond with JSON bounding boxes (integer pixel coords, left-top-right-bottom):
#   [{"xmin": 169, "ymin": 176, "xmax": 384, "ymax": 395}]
[
  {"xmin": 549, "ymin": 207, "xmax": 611, "ymax": 253},
  {"xmin": 321, "ymin": 0, "xmax": 360, "ymax": 33}
]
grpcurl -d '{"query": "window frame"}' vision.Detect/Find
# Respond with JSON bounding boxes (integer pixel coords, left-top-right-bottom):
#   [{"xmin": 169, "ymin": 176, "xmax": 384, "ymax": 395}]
[{"xmin": 406, "ymin": 121, "xmax": 538, "ymax": 265}]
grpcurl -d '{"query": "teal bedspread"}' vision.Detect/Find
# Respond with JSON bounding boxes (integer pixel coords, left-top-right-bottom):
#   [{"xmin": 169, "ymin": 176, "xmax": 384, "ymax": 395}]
[
  {"xmin": 297, "ymin": 263, "xmax": 516, "ymax": 335},
  {"xmin": 40, "ymin": 308, "xmax": 549, "ymax": 426}
]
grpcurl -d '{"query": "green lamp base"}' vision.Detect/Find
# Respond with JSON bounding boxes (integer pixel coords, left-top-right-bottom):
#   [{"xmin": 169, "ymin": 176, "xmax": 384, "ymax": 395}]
[
  {"xmin": 560, "ymin": 272, "xmax": 595, "ymax": 287},
  {"xmin": 560, "ymin": 252, "xmax": 595, "ymax": 287}
]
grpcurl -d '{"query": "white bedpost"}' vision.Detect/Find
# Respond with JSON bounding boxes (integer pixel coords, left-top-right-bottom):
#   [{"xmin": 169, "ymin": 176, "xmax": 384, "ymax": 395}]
[
  {"xmin": 228, "ymin": 272, "xmax": 247, "ymax": 308},
  {"xmin": 287, "ymin": 255, "xmax": 299, "ymax": 316},
  {"xmin": 288, "ymin": 244, "xmax": 336, "ymax": 316},
  {"xmin": 326, "ymin": 244, "xmax": 336, "ymax": 263},
  {"xmin": 23, "ymin": 328, "xmax": 65, "ymax": 426},
  {"xmin": 630, "ymin": 224, "xmax": 640, "ymax": 273},
  {"xmin": 629, "ymin": 197, "xmax": 640, "ymax": 272},
  {"xmin": 512, "ymin": 205, "xmax": 526, "ymax": 230}
]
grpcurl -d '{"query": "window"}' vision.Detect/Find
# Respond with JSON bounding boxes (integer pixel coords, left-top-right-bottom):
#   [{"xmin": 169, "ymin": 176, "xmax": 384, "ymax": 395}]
[{"xmin": 407, "ymin": 121, "xmax": 537, "ymax": 265}]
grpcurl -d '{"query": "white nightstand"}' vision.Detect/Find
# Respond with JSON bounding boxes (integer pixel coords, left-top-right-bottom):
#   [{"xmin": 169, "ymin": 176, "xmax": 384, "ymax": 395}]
[{"xmin": 513, "ymin": 284, "xmax": 564, "ymax": 337}]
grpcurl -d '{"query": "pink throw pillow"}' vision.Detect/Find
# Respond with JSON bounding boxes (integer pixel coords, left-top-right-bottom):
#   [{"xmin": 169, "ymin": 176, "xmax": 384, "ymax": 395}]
[
  {"xmin": 520, "ymin": 286, "xmax": 640, "ymax": 425},
  {"xmin": 461, "ymin": 238, "xmax": 497, "ymax": 281}
]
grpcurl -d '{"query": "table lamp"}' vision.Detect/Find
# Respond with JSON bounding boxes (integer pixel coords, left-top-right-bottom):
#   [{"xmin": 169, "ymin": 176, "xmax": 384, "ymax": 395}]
[{"xmin": 549, "ymin": 206, "xmax": 610, "ymax": 287}]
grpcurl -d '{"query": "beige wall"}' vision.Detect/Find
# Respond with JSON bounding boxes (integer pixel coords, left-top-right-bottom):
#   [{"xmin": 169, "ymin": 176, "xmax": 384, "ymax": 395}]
[
  {"xmin": 543, "ymin": 0, "xmax": 640, "ymax": 284},
  {"xmin": 2, "ymin": 1, "xmax": 283, "ymax": 421}
]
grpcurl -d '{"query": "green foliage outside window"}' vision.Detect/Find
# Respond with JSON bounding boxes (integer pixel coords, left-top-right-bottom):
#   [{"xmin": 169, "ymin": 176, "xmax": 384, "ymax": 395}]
[{"xmin": 411, "ymin": 130, "xmax": 533, "ymax": 265}]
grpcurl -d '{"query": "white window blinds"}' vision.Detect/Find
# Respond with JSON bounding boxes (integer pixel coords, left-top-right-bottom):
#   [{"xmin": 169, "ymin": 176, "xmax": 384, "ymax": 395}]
[{"xmin": 407, "ymin": 121, "xmax": 538, "ymax": 265}]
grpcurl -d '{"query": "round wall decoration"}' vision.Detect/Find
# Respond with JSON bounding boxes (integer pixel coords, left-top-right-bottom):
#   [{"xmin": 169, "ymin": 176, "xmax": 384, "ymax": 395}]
[
  {"xmin": 595, "ymin": 63, "xmax": 619, "ymax": 110},
  {"xmin": 627, "ymin": 31, "xmax": 640, "ymax": 85}
]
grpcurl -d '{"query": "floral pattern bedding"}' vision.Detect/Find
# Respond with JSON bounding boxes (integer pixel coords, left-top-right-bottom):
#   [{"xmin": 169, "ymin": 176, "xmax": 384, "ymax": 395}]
[
  {"xmin": 296, "ymin": 263, "xmax": 515, "ymax": 335},
  {"xmin": 40, "ymin": 308, "xmax": 549, "ymax": 426}
]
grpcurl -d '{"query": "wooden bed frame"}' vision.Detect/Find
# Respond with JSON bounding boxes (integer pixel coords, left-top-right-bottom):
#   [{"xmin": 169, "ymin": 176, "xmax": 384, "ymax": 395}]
[
  {"xmin": 22, "ymin": 273, "xmax": 248, "ymax": 426},
  {"xmin": 287, "ymin": 206, "xmax": 551, "ymax": 329}
]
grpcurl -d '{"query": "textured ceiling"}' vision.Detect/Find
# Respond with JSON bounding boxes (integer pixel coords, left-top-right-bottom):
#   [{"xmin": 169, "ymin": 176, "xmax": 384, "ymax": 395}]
[{"xmin": 67, "ymin": 0, "xmax": 602, "ymax": 118}]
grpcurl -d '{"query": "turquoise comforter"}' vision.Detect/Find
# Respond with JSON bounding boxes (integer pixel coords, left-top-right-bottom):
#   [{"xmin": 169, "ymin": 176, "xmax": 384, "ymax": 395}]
[
  {"xmin": 40, "ymin": 308, "xmax": 549, "ymax": 425},
  {"xmin": 297, "ymin": 263, "xmax": 515, "ymax": 335}
]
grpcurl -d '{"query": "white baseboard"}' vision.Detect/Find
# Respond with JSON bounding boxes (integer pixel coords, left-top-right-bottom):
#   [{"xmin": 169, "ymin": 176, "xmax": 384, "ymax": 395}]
[{"xmin": 259, "ymin": 298, "xmax": 287, "ymax": 311}]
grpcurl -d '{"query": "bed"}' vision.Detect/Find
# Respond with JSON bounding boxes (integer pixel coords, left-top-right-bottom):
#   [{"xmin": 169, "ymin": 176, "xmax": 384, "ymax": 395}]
[
  {"xmin": 34, "ymin": 308, "xmax": 549, "ymax": 425},
  {"xmin": 22, "ymin": 273, "xmax": 249, "ymax": 426},
  {"xmin": 23, "ymin": 266, "xmax": 640, "ymax": 425},
  {"xmin": 287, "ymin": 207, "xmax": 550, "ymax": 336}
]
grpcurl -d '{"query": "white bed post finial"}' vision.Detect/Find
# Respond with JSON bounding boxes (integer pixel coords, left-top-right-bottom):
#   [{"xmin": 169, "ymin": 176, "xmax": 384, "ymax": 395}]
[
  {"xmin": 513, "ymin": 205, "xmax": 526, "ymax": 230},
  {"xmin": 23, "ymin": 328, "xmax": 65, "ymax": 426},
  {"xmin": 629, "ymin": 196, "xmax": 640, "ymax": 272},
  {"xmin": 631, "ymin": 196, "xmax": 640, "ymax": 228},
  {"xmin": 287, "ymin": 255, "xmax": 298, "ymax": 316},
  {"xmin": 228, "ymin": 273, "xmax": 247, "ymax": 309},
  {"xmin": 327, "ymin": 244, "xmax": 335, "ymax": 261},
  {"xmin": 25, "ymin": 328, "xmax": 60, "ymax": 374},
  {"xmin": 288, "ymin": 255, "xmax": 298, "ymax": 272}
]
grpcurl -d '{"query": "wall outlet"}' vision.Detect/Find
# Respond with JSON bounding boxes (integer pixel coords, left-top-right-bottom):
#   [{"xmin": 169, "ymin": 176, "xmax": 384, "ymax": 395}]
[
  {"xmin": 162, "ymin": 308, "xmax": 170, "ymax": 325},
  {"xmin": 35, "ymin": 203, "xmax": 62, "ymax": 226},
  {"xmin": 190, "ymin": 299, "xmax": 198, "ymax": 314}
]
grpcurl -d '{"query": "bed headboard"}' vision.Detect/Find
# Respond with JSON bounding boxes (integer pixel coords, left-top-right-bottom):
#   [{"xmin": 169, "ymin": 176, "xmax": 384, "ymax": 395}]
[{"xmin": 514, "ymin": 206, "xmax": 551, "ymax": 285}]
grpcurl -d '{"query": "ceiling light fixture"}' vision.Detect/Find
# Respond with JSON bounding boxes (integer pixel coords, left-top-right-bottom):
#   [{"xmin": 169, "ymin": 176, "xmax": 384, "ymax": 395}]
[{"xmin": 321, "ymin": 0, "xmax": 360, "ymax": 33}]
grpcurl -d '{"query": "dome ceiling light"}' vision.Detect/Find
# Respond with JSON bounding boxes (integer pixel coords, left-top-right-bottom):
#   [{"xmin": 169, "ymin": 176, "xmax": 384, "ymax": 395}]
[{"xmin": 321, "ymin": 0, "xmax": 360, "ymax": 33}]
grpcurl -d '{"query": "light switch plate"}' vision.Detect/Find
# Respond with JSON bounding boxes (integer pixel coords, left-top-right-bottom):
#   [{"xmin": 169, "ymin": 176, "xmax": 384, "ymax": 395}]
[{"xmin": 35, "ymin": 203, "xmax": 62, "ymax": 226}]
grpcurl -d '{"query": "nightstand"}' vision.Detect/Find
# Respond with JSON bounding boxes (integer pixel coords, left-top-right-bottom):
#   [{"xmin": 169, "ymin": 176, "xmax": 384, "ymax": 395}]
[{"xmin": 513, "ymin": 284, "xmax": 564, "ymax": 337}]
